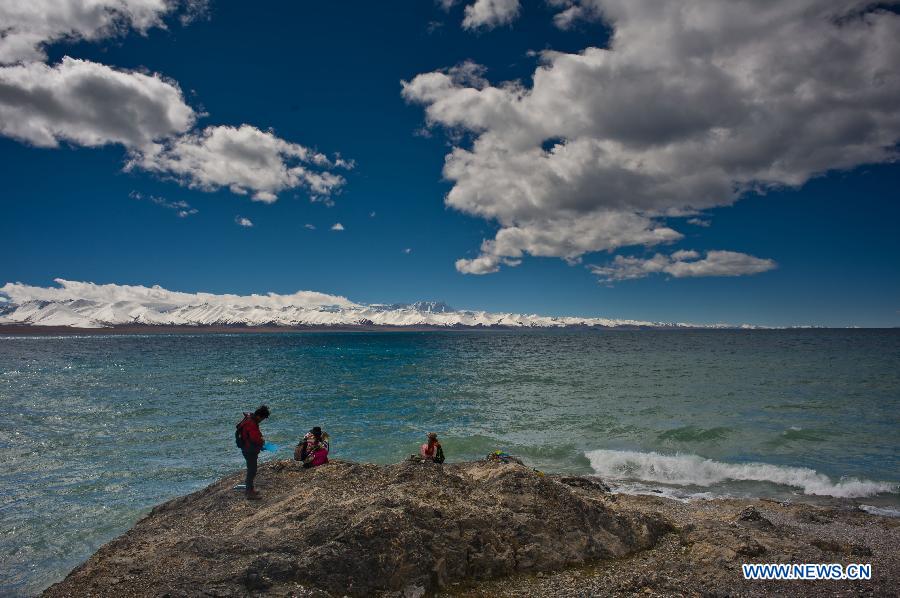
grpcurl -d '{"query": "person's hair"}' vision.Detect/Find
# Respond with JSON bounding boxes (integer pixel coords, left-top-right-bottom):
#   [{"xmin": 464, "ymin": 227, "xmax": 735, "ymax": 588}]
[
  {"xmin": 254, "ymin": 405, "xmax": 270, "ymax": 419},
  {"xmin": 427, "ymin": 432, "xmax": 438, "ymax": 442},
  {"xmin": 311, "ymin": 426, "xmax": 322, "ymax": 439}
]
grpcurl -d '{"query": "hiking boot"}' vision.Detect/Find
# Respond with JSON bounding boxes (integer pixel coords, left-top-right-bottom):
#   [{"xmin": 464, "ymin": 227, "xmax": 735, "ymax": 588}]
[{"xmin": 245, "ymin": 489, "xmax": 262, "ymax": 500}]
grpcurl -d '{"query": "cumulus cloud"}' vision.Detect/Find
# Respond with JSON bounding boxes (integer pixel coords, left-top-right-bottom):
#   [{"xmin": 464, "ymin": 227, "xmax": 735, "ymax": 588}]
[
  {"xmin": 331, "ymin": 222, "xmax": 345, "ymax": 231},
  {"xmin": 130, "ymin": 191, "xmax": 197, "ymax": 217},
  {"xmin": 456, "ymin": 254, "xmax": 512, "ymax": 275},
  {"xmin": 130, "ymin": 124, "xmax": 351, "ymax": 202},
  {"xmin": 0, "ymin": 57, "xmax": 195, "ymax": 148},
  {"xmin": 0, "ymin": 0, "xmax": 206, "ymax": 65},
  {"xmin": 0, "ymin": 2, "xmax": 349, "ymax": 206},
  {"xmin": 589, "ymin": 250, "xmax": 777, "ymax": 282},
  {"xmin": 0, "ymin": 278, "xmax": 357, "ymax": 308},
  {"xmin": 0, "ymin": 59, "xmax": 348, "ymax": 201},
  {"xmin": 0, "ymin": 62, "xmax": 349, "ymax": 201},
  {"xmin": 547, "ymin": 0, "xmax": 603, "ymax": 30},
  {"xmin": 687, "ymin": 218, "xmax": 711, "ymax": 228},
  {"xmin": 455, "ymin": 210, "xmax": 681, "ymax": 274},
  {"xmin": 404, "ymin": 0, "xmax": 900, "ymax": 274},
  {"xmin": 462, "ymin": 0, "xmax": 520, "ymax": 30},
  {"xmin": 235, "ymin": 216, "xmax": 253, "ymax": 227}
]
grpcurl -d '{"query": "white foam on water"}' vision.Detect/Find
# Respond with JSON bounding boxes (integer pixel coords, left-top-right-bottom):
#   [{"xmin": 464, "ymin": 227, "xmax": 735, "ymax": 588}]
[
  {"xmin": 606, "ymin": 481, "xmax": 722, "ymax": 502},
  {"xmin": 585, "ymin": 449, "xmax": 898, "ymax": 498},
  {"xmin": 860, "ymin": 504, "xmax": 900, "ymax": 518}
]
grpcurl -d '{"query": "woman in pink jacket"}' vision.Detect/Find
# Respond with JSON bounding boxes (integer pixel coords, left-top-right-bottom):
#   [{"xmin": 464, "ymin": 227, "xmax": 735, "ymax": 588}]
[
  {"xmin": 295, "ymin": 426, "xmax": 329, "ymax": 468},
  {"xmin": 419, "ymin": 432, "xmax": 444, "ymax": 463}
]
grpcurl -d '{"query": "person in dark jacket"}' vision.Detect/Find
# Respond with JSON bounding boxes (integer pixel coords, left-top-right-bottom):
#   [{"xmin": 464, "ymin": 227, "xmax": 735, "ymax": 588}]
[{"xmin": 236, "ymin": 405, "xmax": 270, "ymax": 499}]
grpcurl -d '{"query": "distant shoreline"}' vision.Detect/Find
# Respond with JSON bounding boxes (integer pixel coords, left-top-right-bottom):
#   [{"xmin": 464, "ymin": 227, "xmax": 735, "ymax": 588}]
[
  {"xmin": 0, "ymin": 323, "xmax": 629, "ymax": 335},
  {"xmin": 1, "ymin": 324, "xmax": 896, "ymax": 335},
  {"xmin": 0, "ymin": 324, "xmax": 519, "ymax": 335}
]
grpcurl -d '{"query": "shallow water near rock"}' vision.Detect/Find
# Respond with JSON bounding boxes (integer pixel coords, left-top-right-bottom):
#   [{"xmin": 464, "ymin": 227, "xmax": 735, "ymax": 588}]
[{"xmin": 0, "ymin": 329, "xmax": 898, "ymax": 595}]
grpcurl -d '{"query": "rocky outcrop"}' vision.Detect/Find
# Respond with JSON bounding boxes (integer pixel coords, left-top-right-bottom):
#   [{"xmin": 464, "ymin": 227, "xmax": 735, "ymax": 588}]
[
  {"xmin": 43, "ymin": 459, "xmax": 900, "ymax": 597},
  {"xmin": 471, "ymin": 494, "xmax": 900, "ymax": 598},
  {"xmin": 43, "ymin": 460, "xmax": 673, "ymax": 597}
]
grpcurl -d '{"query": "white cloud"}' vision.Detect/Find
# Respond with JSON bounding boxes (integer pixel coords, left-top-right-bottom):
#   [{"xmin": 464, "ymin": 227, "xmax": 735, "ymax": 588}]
[
  {"xmin": 670, "ymin": 249, "xmax": 700, "ymax": 261},
  {"xmin": 404, "ymin": 0, "xmax": 900, "ymax": 274},
  {"xmin": 131, "ymin": 124, "xmax": 351, "ymax": 202},
  {"xmin": 0, "ymin": 278, "xmax": 357, "ymax": 309},
  {"xmin": 687, "ymin": 218, "xmax": 711, "ymax": 228},
  {"xmin": 331, "ymin": 222, "xmax": 345, "ymax": 231},
  {"xmin": 304, "ymin": 223, "xmax": 316, "ymax": 230},
  {"xmin": 456, "ymin": 254, "xmax": 512, "ymax": 275},
  {"xmin": 589, "ymin": 250, "xmax": 777, "ymax": 282},
  {"xmin": 235, "ymin": 216, "xmax": 253, "ymax": 227},
  {"xmin": 0, "ymin": 60, "xmax": 349, "ymax": 202},
  {"xmin": 455, "ymin": 211, "xmax": 681, "ymax": 275},
  {"xmin": 547, "ymin": 0, "xmax": 602, "ymax": 30},
  {"xmin": 0, "ymin": 2, "xmax": 349, "ymax": 207},
  {"xmin": 403, "ymin": 248, "xmax": 412, "ymax": 254},
  {"xmin": 0, "ymin": 57, "xmax": 195, "ymax": 148},
  {"xmin": 462, "ymin": 0, "xmax": 520, "ymax": 30},
  {"xmin": 0, "ymin": 0, "xmax": 207, "ymax": 65},
  {"xmin": 130, "ymin": 191, "xmax": 197, "ymax": 217}
]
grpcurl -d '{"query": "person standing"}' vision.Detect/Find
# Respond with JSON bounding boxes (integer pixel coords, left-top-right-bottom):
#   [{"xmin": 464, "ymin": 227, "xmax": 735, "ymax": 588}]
[{"xmin": 236, "ymin": 405, "xmax": 270, "ymax": 499}]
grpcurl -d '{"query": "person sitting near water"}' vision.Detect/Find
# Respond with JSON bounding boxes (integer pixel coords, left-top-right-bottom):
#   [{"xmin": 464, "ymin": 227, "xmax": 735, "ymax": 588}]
[
  {"xmin": 294, "ymin": 426, "xmax": 329, "ymax": 468},
  {"xmin": 236, "ymin": 404, "xmax": 270, "ymax": 500},
  {"xmin": 419, "ymin": 432, "xmax": 445, "ymax": 464}
]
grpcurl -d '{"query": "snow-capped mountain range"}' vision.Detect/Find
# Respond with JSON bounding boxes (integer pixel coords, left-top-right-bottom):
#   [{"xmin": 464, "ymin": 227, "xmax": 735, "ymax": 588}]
[{"xmin": 0, "ymin": 279, "xmax": 730, "ymax": 329}]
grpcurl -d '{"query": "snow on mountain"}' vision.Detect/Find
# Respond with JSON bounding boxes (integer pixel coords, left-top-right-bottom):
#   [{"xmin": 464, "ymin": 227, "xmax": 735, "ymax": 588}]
[{"xmin": 0, "ymin": 279, "xmax": 711, "ymax": 329}]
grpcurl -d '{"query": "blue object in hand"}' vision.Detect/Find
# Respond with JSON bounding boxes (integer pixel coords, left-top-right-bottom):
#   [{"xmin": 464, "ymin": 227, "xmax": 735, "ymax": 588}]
[{"xmin": 262, "ymin": 441, "xmax": 279, "ymax": 452}]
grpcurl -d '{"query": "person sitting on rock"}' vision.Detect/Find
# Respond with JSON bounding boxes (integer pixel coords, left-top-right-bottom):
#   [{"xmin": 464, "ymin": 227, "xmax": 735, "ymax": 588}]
[
  {"xmin": 294, "ymin": 426, "xmax": 329, "ymax": 468},
  {"xmin": 419, "ymin": 432, "xmax": 445, "ymax": 464},
  {"xmin": 236, "ymin": 405, "xmax": 269, "ymax": 500}
]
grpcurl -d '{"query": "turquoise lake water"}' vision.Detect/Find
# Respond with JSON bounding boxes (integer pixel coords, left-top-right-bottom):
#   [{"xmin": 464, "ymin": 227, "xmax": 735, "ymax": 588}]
[{"xmin": 1, "ymin": 329, "xmax": 898, "ymax": 595}]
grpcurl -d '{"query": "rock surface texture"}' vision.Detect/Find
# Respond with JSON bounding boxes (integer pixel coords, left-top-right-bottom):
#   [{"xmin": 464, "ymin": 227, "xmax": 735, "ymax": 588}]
[
  {"xmin": 44, "ymin": 460, "xmax": 899, "ymax": 597},
  {"xmin": 453, "ymin": 494, "xmax": 900, "ymax": 597},
  {"xmin": 43, "ymin": 460, "xmax": 670, "ymax": 597}
]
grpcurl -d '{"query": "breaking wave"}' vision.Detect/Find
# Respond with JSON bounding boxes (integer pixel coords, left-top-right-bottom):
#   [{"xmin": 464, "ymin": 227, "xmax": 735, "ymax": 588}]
[
  {"xmin": 860, "ymin": 504, "xmax": 900, "ymax": 518},
  {"xmin": 585, "ymin": 449, "xmax": 898, "ymax": 498}
]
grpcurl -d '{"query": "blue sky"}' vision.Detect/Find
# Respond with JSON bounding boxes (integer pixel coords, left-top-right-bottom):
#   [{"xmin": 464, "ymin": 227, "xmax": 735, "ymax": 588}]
[{"xmin": 1, "ymin": 0, "xmax": 899, "ymax": 327}]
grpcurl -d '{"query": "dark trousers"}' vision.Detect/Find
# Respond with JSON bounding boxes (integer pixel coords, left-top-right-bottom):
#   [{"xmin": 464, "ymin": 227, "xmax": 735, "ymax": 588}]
[{"xmin": 242, "ymin": 449, "xmax": 258, "ymax": 490}]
